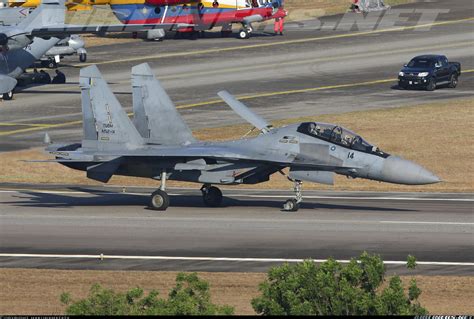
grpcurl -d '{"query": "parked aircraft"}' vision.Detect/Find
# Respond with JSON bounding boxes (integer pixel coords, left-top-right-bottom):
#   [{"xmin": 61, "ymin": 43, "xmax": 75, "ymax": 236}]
[
  {"xmin": 7, "ymin": 0, "xmax": 110, "ymax": 11},
  {"xmin": 0, "ymin": 0, "xmax": 186, "ymax": 100},
  {"xmin": 109, "ymin": 0, "xmax": 288, "ymax": 39},
  {"xmin": 0, "ymin": 7, "xmax": 87, "ymax": 68},
  {"xmin": 42, "ymin": 64, "xmax": 441, "ymax": 212}
]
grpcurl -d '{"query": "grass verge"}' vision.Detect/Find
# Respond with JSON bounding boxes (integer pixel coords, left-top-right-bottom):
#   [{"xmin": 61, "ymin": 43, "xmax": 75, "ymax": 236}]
[
  {"xmin": 1, "ymin": 98, "xmax": 472, "ymax": 193},
  {"xmin": 0, "ymin": 268, "xmax": 472, "ymax": 315}
]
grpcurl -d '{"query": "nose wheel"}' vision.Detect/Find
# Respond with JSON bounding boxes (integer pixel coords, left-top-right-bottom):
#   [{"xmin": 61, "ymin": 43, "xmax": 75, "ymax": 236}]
[
  {"xmin": 283, "ymin": 180, "xmax": 302, "ymax": 212},
  {"xmin": 149, "ymin": 170, "xmax": 170, "ymax": 211},
  {"xmin": 149, "ymin": 189, "xmax": 169, "ymax": 211},
  {"xmin": 201, "ymin": 184, "xmax": 223, "ymax": 207}
]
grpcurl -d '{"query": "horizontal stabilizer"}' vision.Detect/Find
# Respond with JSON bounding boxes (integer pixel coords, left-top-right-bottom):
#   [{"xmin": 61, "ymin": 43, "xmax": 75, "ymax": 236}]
[
  {"xmin": 132, "ymin": 63, "xmax": 195, "ymax": 145},
  {"xmin": 217, "ymin": 91, "xmax": 272, "ymax": 133}
]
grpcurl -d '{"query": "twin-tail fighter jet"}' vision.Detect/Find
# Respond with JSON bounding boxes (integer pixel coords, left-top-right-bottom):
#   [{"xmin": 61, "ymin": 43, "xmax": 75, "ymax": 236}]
[
  {"xmin": 43, "ymin": 63, "xmax": 441, "ymax": 211},
  {"xmin": 0, "ymin": 0, "xmax": 184, "ymax": 100}
]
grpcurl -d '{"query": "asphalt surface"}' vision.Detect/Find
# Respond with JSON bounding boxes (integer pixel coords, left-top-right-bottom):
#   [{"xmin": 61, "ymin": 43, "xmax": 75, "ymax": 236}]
[
  {"xmin": 0, "ymin": 0, "xmax": 473, "ymax": 151},
  {"xmin": 0, "ymin": 184, "xmax": 473, "ymax": 274}
]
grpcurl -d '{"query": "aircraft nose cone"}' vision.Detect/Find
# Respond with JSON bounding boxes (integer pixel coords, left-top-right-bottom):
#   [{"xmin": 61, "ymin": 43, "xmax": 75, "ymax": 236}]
[{"xmin": 381, "ymin": 156, "xmax": 441, "ymax": 185}]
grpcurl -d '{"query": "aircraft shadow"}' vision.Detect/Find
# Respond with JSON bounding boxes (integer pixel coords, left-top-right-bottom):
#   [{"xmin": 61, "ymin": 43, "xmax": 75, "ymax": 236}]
[{"xmin": 4, "ymin": 189, "xmax": 415, "ymax": 213}]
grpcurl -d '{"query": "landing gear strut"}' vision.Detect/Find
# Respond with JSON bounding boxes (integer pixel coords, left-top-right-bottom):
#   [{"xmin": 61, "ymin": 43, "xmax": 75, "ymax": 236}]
[
  {"xmin": 283, "ymin": 179, "xmax": 302, "ymax": 212},
  {"xmin": 201, "ymin": 184, "xmax": 223, "ymax": 207},
  {"xmin": 149, "ymin": 170, "xmax": 170, "ymax": 211}
]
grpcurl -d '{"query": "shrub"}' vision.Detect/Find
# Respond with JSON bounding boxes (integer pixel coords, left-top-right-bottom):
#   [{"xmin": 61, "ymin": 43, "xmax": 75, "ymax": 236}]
[
  {"xmin": 61, "ymin": 272, "xmax": 234, "ymax": 315},
  {"xmin": 251, "ymin": 252, "xmax": 427, "ymax": 316}
]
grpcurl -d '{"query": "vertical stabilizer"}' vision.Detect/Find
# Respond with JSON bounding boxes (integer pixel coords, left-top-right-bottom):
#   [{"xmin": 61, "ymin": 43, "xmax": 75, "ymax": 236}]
[
  {"xmin": 131, "ymin": 63, "xmax": 196, "ymax": 145},
  {"xmin": 80, "ymin": 65, "xmax": 144, "ymax": 151},
  {"xmin": 17, "ymin": 0, "xmax": 66, "ymax": 31}
]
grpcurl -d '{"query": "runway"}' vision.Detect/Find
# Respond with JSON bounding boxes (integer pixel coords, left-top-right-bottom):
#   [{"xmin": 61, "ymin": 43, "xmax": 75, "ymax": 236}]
[
  {"xmin": 0, "ymin": 184, "xmax": 472, "ymax": 274},
  {"xmin": 0, "ymin": 0, "xmax": 473, "ymax": 151}
]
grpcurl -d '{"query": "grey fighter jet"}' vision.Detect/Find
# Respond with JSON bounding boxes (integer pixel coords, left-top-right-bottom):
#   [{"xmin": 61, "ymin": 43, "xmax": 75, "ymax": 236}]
[
  {"xmin": 0, "ymin": 0, "xmax": 188, "ymax": 100},
  {"xmin": 43, "ymin": 64, "xmax": 441, "ymax": 212}
]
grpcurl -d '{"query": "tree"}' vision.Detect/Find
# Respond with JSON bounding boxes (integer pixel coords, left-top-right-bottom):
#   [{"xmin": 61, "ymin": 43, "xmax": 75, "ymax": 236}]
[
  {"xmin": 251, "ymin": 252, "xmax": 427, "ymax": 316},
  {"xmin": 60, "ymin": 272, "xmax": 234, "ymax": 315}
]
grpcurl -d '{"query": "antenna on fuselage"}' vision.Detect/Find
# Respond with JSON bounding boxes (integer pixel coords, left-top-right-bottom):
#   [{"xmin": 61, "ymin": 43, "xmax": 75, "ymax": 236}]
[{"xmin": 217, "ymin": 90, "xmax": 273, "ymax": 134}]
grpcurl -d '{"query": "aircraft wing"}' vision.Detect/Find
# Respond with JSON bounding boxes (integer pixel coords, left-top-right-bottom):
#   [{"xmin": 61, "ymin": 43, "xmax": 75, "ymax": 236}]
[{"xmin": 29, "ymin": 23, "xmax": 194, "ymax": 37}]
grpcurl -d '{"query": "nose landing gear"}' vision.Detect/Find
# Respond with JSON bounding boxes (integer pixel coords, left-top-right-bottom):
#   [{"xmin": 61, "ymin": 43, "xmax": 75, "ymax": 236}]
[
  {"xmin": 149, "ymin": 170, "xmax": 170, "ymax": 211},
  {"xmin": 283, "ymin": 179, "xmax": 302, "ymax": 212},
  {"xmin": 201, "ymin": 184, "xmax": 223, "ymax": 207}
]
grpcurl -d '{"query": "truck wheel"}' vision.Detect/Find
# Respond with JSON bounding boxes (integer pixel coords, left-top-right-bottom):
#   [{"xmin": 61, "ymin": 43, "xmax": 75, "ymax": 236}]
[
  {"xmin": 448, "ymin": 74, "xmax": 458, "ymax": 88},
  {"xmin": 79, "ymin": 53, "xmax": 87, "ymax": 63},
  {"xmin": 426, "ymin": 78, "xmax": 436, "ymax": 91}
]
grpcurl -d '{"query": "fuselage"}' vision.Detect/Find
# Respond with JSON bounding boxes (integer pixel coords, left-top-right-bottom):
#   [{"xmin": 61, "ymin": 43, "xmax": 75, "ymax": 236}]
[
  {"xmin": 54, "ymin": 122, "xmax": 440, "ymax": 186},
  {"xmin": 110, "ymin": 0, "xmax": 286, "ymax": 31}
]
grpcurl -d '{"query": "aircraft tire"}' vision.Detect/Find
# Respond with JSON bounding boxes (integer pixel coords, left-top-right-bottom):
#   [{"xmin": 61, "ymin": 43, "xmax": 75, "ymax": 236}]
[
  {"xmin": 79, "ymin": 53, "xmax": 87, "ymax": 63},
  {"xmin": 149, "ymin": 190, "xmax": 170, "ymax": 211},
  {"xmin": 48, "ymin": 60, "xmax": 58, "ymax": 69},
  {"xmin": 202, "ymin": 186, "xmax": 223, "ymax": 207},
  {"xmin": 283, "ymin": 199, "xmax": 299, "ymax": 212},
  {"xmin": 238, "ymin": 29, "xmax": 249, "ymax": 39},
  {"xmin": 2, "ymin": 91, "xmax": 14, "ymax": 101}
]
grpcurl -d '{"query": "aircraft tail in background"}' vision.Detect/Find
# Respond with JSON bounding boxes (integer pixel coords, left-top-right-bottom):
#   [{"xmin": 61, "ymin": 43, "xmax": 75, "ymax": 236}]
[{"xmin": 131, "ymin": 63, "xmax": 196, "ymax": 146}]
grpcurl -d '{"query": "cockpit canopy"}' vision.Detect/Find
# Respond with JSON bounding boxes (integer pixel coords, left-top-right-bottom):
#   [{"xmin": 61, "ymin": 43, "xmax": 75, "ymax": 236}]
[{"xmin": 297, "ymin": 122, "xmax": 390, "ymax": 158}]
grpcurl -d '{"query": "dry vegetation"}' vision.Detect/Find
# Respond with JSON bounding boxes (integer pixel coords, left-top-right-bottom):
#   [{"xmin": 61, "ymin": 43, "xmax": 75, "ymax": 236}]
[
  {"xmin": 0, "ymin": 268, "xmax": 472, "ymax": 315},
  {"xmin": 1, "ymin": 99, "xmax": 473, "ymax": 192}
]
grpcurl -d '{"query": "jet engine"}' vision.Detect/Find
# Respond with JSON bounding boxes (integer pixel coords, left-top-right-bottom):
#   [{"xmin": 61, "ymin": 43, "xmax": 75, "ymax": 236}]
[
  {"xmin": 0, "ymin": 34, "xmax": 32, "ymax": 51},
  {"xmin": 144, "ymin": 0, "xmax": 194, "ymax": 6}
]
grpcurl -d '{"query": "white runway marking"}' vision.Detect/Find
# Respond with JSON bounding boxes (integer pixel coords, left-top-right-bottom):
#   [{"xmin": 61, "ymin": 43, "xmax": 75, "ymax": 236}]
[
  {"xmin": 380, "ymin": 221, "xmax": 474, "ymax": 226},
  {"xmin": 0, "ymin": 189, "xmax": 472, "ymax": 202},
  {"xmin": 0, "ymin": 253, "xmax": 473, "ymax": 266}
]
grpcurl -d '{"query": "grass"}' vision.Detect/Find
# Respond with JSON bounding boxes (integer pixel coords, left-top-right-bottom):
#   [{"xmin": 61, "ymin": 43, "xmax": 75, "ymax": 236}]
[
  {"xmin": 0, "ymin": 268, "xmax": 472, "ymax": 315},
  {"xmin": 1, "ymin": 98, "xmax": 473, "ymax": 193}
]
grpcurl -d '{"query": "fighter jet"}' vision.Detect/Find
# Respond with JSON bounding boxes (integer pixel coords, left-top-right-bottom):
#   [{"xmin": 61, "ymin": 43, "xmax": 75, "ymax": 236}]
[
  {"xmin": 42, "ymin": 64, "xmax": 441, "ymax": 212},
  {"xmin": 0, "ymin": 0, "xmax": 187, "ymax": 100}
]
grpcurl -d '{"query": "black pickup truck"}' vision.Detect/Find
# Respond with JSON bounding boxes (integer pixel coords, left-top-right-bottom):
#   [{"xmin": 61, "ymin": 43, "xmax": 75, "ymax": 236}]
[{"xmin": 398, "ymin": 55, "xmax": 461, "ymax": 91}]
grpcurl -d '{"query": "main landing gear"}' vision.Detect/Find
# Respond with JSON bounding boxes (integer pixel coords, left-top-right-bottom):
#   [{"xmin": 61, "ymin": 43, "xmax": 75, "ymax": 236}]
[
  {"xmin": 283, "ymin": 179, "xmax": 303, "ymax": 212},
  {"xmin": 149, "ymin": 170, "xmax": 170, "ymax": 211},
  {"xmin": 238, "ymin": 23, "xmax": 253, "ymax": 39},
  {"xmin": 2, "ymin": 90, "xmax": 14, "ymax": 101},
  {"xmin": 201, "ymin": 184, "xmax": 223, "ymax": 207}
]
